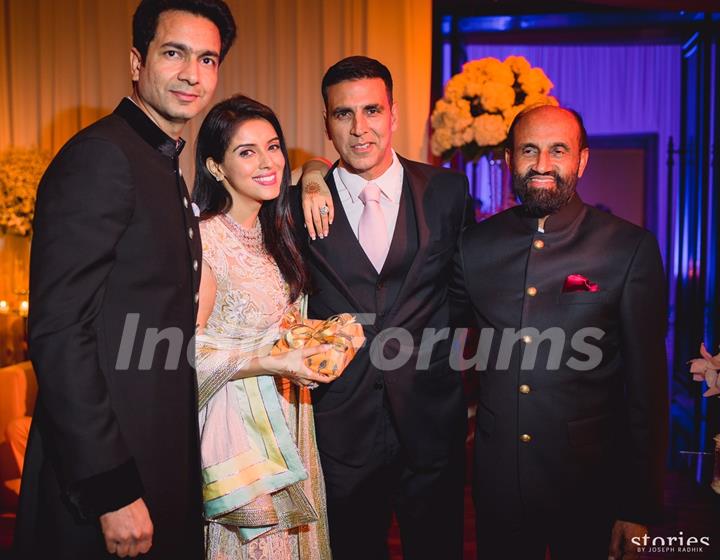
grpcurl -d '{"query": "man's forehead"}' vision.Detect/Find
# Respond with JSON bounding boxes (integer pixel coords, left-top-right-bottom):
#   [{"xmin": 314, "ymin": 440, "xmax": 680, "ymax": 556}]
[
  {"xmin": 516, "ymin": 108, "xmax": 580, "ymax": 142},
  {"xmin": 154, "ymin": 10, "xmax": 220, "ymax": 43},
  {"xmin": 327, "ymin": 78, "xmax": 390, "ymax": 104}
]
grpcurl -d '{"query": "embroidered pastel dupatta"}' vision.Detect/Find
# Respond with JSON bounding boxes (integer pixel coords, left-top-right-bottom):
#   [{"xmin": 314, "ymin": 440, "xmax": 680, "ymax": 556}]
[{"xmin": 197, "ymin": 215, "xmax": 330, "ymax": 558}]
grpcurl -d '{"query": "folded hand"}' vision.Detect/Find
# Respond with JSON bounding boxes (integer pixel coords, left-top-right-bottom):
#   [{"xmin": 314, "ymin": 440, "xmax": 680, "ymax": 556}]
[
  {"xmin": 609, "ymin": 520, "xmax": 646, "ymax": 560},
  {"xmin": 99, "ymin": 498, "xmax": 153, "ymax": 558}
]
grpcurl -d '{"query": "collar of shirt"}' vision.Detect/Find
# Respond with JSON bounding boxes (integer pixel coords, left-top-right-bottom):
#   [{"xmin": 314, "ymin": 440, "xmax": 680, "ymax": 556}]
[
  {"xmin": 515, "ymin": 193, "xmax": 585, "ymax": 234},
  {"xmin": 115, "ymin": 97, "xmax": 185, "ymax": 159},
  {"xmin": 336, "ymin": 151, "xmax": 403, "ymax": 204}
]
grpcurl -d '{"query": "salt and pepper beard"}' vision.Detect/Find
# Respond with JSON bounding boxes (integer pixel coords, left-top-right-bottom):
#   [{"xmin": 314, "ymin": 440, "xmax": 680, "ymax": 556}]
[{"xmin": 511, "ymin": 168, "xmax": 579, "ymax": 218}]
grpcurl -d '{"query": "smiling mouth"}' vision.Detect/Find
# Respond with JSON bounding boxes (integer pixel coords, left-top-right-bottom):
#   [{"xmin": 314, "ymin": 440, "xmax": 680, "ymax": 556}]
[
  {"xmin": 253, "ymin": 173, "xmax": 277, "ymax": 186},
  {"xmin": 527, "ymin": 176, "xmax": 556, "ymax": 188},
  {"xmin": 351, "ymin": 142, "xmax": 372, "ymax": 152},
  {"xmin": 171, "ymin": 91, "xmax": 199, "ymax": 102}
]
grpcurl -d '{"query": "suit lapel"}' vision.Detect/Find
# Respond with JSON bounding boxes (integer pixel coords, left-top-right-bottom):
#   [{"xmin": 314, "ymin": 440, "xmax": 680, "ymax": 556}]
[
  {"xmin": 308, "ymin": 170, "xmax": 369, "ymax": 313},
  {"xmin": 384, "ymin": 158, "xmax": 430, "ymax": 320},
  {"xmin": 309, "ymin": 158, "xmax": 431, "ymax": 319}
]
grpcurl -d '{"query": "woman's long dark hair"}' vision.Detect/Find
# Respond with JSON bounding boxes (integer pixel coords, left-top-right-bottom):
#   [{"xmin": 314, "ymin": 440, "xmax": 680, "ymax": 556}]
[{"xmin": 193, "ymin": 94, "xmax": 308, "ymax": 302}]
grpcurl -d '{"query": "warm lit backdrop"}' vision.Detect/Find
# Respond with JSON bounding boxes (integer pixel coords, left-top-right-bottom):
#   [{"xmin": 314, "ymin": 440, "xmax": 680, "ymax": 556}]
[{"xmin": 0, "ymin": 0, "xmax": 433, "ymax": 176}]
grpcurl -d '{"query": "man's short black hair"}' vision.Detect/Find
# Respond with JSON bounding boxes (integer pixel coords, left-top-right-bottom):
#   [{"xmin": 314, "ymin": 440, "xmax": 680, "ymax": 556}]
[
  {"xmin": 506, "ymin": 105, "xmax": 588, "ymax": 152},
  {"xmin": 321, "ymin": 56, "xmax": 394, "ymax": 107},
  {"xmin": 132, "ymin": 0, "xmax": 237, "ymax": 63}
]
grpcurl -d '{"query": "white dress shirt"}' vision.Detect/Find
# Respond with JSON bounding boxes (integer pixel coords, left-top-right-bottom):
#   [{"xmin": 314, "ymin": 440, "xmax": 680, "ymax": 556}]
[{"xmin": 333, "ymin": 151, "xmax": 404, "ymax": 244}]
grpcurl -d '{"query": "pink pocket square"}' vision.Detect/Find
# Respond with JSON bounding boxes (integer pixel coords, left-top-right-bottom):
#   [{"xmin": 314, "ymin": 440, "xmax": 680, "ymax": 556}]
[{"xmin": 563, "ymin": 274, "xmax": 599, "ymax": 293}]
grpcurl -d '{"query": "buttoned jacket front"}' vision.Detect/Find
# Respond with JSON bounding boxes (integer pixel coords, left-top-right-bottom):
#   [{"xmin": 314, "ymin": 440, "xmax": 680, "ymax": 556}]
[{"xmin": 456, "ymin": 195, "xmax": 668, "ymax": 526}]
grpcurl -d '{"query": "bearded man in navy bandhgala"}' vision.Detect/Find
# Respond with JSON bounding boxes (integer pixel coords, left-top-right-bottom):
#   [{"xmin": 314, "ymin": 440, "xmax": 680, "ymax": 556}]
[{"xmin": 453, "ymin": 105, "xmax": 668, "ymax": 560}]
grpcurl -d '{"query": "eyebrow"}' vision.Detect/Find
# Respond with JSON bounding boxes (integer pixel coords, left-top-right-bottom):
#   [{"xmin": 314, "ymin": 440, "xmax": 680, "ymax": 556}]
[
  {"xmin": 231, "ymin": 137, "xmax": 281, "ymax": 152},
  {"xmin": 332, "ymin": 103, "xmax": 383, "ymax": 116},
  {"xmin": 332, "ymin": 106, "xmax": 353, "ymax": 116},
  {"xmin": 160, "ymin": 41, "xmax": 220, "ymax": 59},
  {"xmin": 518, "ymin": 142, "xmax": 571, "ymax": 151}
]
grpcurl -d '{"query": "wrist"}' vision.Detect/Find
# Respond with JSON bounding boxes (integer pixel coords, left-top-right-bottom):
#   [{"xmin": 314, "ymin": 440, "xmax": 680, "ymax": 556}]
[
  {"xmin": 303, "ymin": 157, "xmax": 331, "ymax": 173},
  {"xmin": 302, "ymin": 170, "xmax": 325, "ymax": 188},
  {"xmin": 254, "ymin": 355, "xmax": 281, "ymax": 376},
  {"xmin": 66, "ymin": 459, "xmax": 144, "ymax": 521}
]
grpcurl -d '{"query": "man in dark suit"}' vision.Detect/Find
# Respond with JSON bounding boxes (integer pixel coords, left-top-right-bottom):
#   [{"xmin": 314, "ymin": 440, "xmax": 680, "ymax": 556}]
[
  {"xmin": 454, "ymin": 104, "xmax": 668, "ymax": 560},
  {"xmin": 296, "ymin": 56, "xmax": 472, "ymax": 560},
  {"xmin": 14, "ymin": 1, "xmax": 236, "ymax": 558}
]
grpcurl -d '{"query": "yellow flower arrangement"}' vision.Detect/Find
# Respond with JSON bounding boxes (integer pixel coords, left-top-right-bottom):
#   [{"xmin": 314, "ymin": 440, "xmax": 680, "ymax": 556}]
[
  {"xmin": 430, "ymin": 56, "xmax": 558, "ymax": 161},
  {"xmin": 0, "ymin": 148, "xmax": 52, "ymax": 236}
]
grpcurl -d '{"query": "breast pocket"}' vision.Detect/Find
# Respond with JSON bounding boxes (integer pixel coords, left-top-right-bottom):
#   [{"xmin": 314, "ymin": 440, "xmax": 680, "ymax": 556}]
[
  {"xmin": 426, "ymin": 234, "xmax": 457, "ymax": 271},
  {"xmin": 557, "ymin": 290, "xmax": 611, "ymax": 305},
  {"xmin": 567, "ymin": 412, "xmax": 615, "ymax": 447},
  {"xmin": 427, "ymin": 219, "xmax": 459, "ymax": 253}
]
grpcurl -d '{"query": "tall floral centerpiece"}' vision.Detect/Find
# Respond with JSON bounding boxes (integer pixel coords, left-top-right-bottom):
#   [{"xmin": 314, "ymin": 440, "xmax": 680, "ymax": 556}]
[
  {"xmin": 0, "ymin": 148, "xmax": 50, "ymax": 236},
  {"xmin": 0, "ymin": 148, "xmax": 50, "ymax": 361},
  {"xmin": 430, "ymin": 56, "xmax": 557, "ymax": 162}
]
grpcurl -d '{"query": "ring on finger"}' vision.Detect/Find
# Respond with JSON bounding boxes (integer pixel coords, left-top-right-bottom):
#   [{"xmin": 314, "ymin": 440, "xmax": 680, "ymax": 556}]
[
  {"xmin": 319, "ymin": 204, "xmax": 329, "ymax": 216},
  {"xmin": 307, "ymin": 382, "xmax": 319, "ymax": 390}
]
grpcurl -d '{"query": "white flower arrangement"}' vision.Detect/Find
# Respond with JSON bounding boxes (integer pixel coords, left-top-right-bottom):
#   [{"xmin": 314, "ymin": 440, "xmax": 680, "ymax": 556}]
[
  {"xmin": 430, "ymin": 56, "xmax": 558, "ymax": 161},
  {"xmin": 0, "ymin": 148, "xmax": 51, "ymax": 236}
]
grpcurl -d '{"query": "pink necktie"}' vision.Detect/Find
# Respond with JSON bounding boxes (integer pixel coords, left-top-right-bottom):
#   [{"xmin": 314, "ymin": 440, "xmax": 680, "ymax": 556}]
[{"xmin": 358, "ymin": 182, "xmax": 388, "ymax": 272}]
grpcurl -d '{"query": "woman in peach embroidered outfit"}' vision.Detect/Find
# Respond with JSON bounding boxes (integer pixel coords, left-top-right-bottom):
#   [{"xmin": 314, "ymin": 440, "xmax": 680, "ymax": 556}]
[{"xmin": 193, "ymin": 95, "xmax": 331, "ymax": 560}]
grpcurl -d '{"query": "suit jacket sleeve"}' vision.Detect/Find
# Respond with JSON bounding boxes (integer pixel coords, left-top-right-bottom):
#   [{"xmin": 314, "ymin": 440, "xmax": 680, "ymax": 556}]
[
  {"xmin": 448, "ymin": 177, "xmax": 476, "ymax": 328},
  {"xmin": 29, "ymin": 137, "xmax": 143, "ymax": 519},
  {"xmin": 616, "ymin": 231, "xmax": 668, "ymax": 525}
]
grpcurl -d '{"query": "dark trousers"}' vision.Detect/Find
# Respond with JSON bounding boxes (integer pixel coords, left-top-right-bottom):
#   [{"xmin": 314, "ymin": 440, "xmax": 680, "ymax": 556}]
[
  {"xmin": 320, "ymin": 405, "xmax": 465, "ymax": 560},
  {"xmin": 475, "ymin": 507, "xmax": 614, "ymax": 560}
]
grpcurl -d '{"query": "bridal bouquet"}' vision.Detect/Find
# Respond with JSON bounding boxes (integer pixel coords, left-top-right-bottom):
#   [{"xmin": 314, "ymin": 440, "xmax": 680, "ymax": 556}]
[
  {"xmin": 273, "ymin": 312, "xmax": 365, "ymax": 379},
  {"xmin": 0, "ymin": 148, "xmax": 51, "ymax": 236},
  {"xmin": 430, "ymin": 56, "xmax": 557, "ymax": 162}
]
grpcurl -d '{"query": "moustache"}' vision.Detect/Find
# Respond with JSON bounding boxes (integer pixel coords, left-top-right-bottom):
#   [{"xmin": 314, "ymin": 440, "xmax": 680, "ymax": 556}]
[{"xmin": 524, "ymin": 171, "xmax": 560, "ymax": 184}]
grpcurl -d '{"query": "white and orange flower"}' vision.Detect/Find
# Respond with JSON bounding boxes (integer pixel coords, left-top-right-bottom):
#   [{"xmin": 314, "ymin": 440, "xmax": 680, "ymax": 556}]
[
  {"xmin": 0, "ymin": 148, "xmax": 51, "ymax": 236},
  {"xmin": 430, "ymin": 56, "xmax": 557, "ymax": 160},
  {"xmin": 518, "ymin": 67, "xmax": 554, "ymax": 95},
  {"xmin": 689, "ymin": 343, "xmax": 720, "ymax": 398}
]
